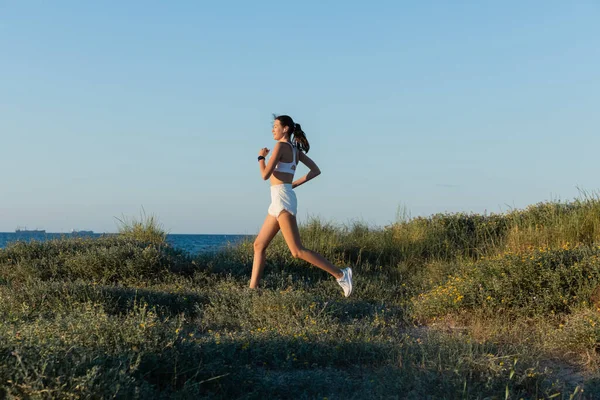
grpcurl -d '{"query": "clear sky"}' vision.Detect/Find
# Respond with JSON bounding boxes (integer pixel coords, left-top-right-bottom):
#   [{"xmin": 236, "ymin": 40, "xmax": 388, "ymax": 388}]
[{"xmin": 1, "ymin": 1, "xmax": 598, "ymax": 234}]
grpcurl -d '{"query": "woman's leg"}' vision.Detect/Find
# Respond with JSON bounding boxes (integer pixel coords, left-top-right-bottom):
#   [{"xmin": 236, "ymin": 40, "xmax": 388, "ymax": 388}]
[
  {"xmin": 250, "ymin": 214, "xmax": 280, "ymax": 288},
  {"xmin": 277, "ymin": 211, "xmax": 343, "ymax": 279}
]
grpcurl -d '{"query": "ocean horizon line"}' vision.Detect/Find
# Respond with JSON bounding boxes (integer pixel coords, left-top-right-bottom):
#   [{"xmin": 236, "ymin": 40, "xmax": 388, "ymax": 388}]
[{"xmin": 0, "ymin": 232, "xmax": 255, "ymax": 236}]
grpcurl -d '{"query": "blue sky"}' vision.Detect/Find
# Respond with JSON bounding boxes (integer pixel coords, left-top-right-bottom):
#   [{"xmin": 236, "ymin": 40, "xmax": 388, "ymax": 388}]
[{"xmin": 1, "ymin": 1, "xmax": 598, "ymax": 234}]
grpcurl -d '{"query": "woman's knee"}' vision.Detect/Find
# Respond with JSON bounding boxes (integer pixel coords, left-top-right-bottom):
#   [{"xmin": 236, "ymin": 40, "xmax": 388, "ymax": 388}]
[
  {"xmin": 254, "ymin": 240, "xmax": 267, "ymax": 253},
  {"xmin": 290, "ymin": 247, "xmax": 307, "ymax": 259}
]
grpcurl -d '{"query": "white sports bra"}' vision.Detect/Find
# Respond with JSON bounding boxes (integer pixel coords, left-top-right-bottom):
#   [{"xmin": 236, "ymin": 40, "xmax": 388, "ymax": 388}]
[{"xmin": 273, "ymin": 141, "xmax": 297, "ymax": 175}]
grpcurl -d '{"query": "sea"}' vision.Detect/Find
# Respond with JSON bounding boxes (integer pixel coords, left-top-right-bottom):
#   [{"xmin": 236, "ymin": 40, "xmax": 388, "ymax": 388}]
[{"xmin": 0, "ymin": 232, "xmax": 254, "ymax": 254}]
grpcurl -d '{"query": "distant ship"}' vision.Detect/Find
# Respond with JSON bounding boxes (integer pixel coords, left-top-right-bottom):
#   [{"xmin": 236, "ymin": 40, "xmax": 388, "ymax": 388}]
[
  {"xmin": 15, "ymin": 227, "xmax": 46, "ymax": 233},
  {"xmin": 71, "ymin": 230, "xmax": 94, "ymax": 234}
]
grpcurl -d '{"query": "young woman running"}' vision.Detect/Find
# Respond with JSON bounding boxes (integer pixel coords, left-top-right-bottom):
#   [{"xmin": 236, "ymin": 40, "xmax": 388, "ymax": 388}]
[{"xmin": 250, "ymin": 115, "xmax": 353, "ymax": 297}]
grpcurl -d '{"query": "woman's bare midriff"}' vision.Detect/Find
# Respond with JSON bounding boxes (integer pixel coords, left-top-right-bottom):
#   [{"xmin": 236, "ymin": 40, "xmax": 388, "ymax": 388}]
[{"xmin": 270, "ymin": 171, "xmax": 294, "ymax": 185}]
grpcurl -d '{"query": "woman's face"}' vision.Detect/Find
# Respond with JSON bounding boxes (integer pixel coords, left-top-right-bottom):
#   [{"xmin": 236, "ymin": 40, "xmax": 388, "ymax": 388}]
[{"xmin": 272, "ymin": 119, "xmax": 288, "ymax": 140}]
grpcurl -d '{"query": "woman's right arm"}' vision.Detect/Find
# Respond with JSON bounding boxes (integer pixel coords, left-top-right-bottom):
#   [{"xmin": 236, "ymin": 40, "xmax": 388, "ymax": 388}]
[
  {"xmin": 259, "ymin": 143, "xmax": 282, "ymax": 180},
  {"xmin": 292, "ymin": 152, "xmax": 321, "ymax": 189}
]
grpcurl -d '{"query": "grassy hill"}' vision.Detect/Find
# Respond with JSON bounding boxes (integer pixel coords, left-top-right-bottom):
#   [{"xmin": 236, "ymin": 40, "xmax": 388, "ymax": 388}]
[{"xmin": 2, "ymin": 196, "xmax": 600, "ymax": 398}]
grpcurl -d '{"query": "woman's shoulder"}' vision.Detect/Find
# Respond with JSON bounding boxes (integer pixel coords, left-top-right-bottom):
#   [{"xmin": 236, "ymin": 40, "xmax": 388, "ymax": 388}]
[
  {"xmin": 297, "ymin": 149, "xmax": 308, "ymax": 160},
  {"xmin": 275, "ymin": 141, "xmax": 295, "ymax": 151}
]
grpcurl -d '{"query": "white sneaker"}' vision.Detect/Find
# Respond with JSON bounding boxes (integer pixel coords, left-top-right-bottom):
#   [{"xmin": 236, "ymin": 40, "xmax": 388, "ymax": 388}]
[{"xmin": 336, "ymin": 267, "xmax": 353, "ymax": 297}]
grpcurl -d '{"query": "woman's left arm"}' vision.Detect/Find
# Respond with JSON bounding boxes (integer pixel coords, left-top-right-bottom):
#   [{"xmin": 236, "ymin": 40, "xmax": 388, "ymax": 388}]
[{"xmin": 292, "ymin": 151, "xmax": 321, "ymax": 188}]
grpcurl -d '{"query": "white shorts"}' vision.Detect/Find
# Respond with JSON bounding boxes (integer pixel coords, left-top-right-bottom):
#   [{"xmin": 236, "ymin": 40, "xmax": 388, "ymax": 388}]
[{"xmin": 268, "ymin": 184, "xmax": 297, "ymax": 218}]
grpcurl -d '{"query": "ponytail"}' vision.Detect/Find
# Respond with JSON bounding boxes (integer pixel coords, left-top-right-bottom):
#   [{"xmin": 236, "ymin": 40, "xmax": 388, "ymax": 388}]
[
  {"xmin": 292, "ymin": 123, "xmax": 310, "ymax": 153},
  {"xmin": 273, "ymin": 114, "xmax": 311, "ymax": 153}
]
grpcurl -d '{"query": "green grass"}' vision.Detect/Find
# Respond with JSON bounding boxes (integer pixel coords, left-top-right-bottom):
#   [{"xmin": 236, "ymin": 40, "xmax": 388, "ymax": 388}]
[
  {"xmin": 2, "ymin": 194, "xmax": 600, "ymax": 398},
  {"xmin": 115, "ymin": 209, "xmax": 168, "ymax": 246}
]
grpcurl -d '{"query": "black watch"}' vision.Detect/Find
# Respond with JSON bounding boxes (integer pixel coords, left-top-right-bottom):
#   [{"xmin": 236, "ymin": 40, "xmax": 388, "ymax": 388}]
[{"xmin": 258, "ymin": 156, "xmax": 265, "ymax": 161}]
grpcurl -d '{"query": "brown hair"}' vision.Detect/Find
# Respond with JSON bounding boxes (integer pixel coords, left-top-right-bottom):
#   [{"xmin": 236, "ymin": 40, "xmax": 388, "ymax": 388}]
[{"xmin": 274, "ymin": 114, "xmax": 310, "ymax": 153}]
